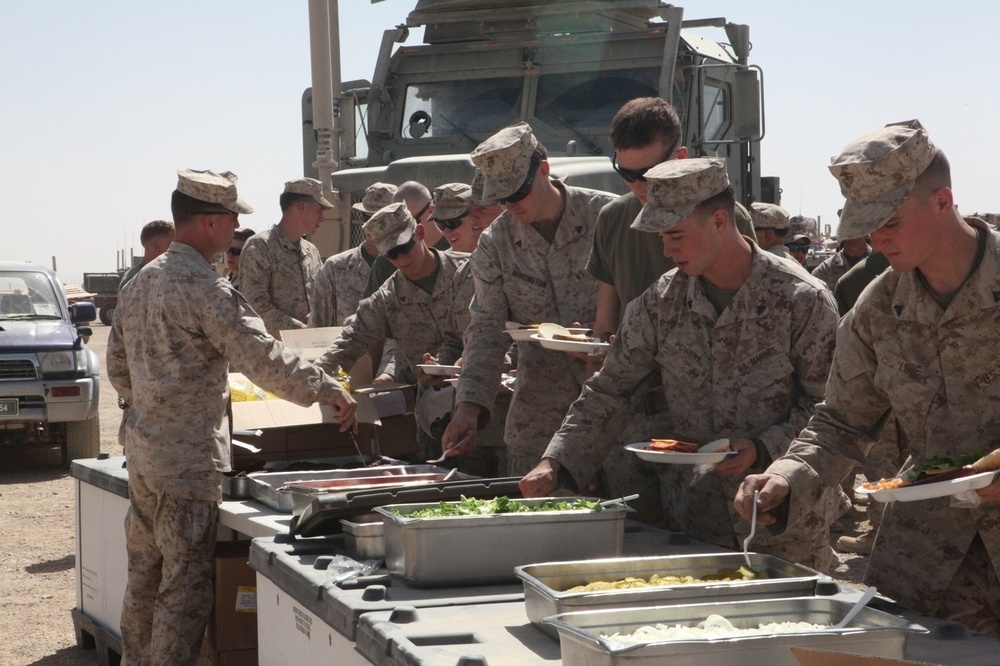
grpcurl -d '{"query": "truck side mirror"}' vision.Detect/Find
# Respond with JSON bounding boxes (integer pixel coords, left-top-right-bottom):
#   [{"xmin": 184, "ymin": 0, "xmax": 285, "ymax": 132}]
[
  {"xmin": 731, "ymin": 69, "xmax": 762, "ymax": 140},
  {"xmin": 70, "ymin": 301, "xmax": 97, "ymax": 324}
]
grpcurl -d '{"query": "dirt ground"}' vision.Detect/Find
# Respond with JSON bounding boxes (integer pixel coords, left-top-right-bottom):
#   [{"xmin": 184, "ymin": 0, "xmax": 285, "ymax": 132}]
[{"xmin": 0, "ymin": 323, "xmax": 871, "ymax": 666}]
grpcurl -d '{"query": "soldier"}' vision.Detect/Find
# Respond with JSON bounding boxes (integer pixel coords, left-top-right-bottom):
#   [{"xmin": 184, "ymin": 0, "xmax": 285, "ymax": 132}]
[
  {"xmin": 812, "ymin": 235, "xmax": 871, "ymax": 291},
  {"xmin": 784, "ymin": 233, "xmax": 813, "ymax": 267},
  {"xmin": 239, "ymin": 177, "xmax": 332, "ymax": 335},
  {"xmin": 118, "ymin": 220, "xmax": 175, "ymax": 291},
  {"xmin": 108, "ymin": 169, "xmax": 356, "ymax": 666},
  {"xmin": 308, "ymin": 182, "xmax": 396, "ymax": 328},
  {"xmin": 315, "ymin": 202, "xmax": 467, "ymax": 457},
  {"xmin": 521, "ymin": 158, "xmax": 844, "ymax": 572},
  {"xmin": 750, "ymin": 202, "xmax": 792, "ymax": 259},
  {"xmin": 224, "ymin": 227, "xmax": 254, "ymax": 291},
  {"xmin": 832, "ymin": 251, "xmax": 891, "ymax": 315},
  {"xmin": 441, "ymin": 122, "xmax": 616, "ymax": 475},
  {"xmin": 736, "ymin": 120, "xmax": 1000, "ymax": 637}
]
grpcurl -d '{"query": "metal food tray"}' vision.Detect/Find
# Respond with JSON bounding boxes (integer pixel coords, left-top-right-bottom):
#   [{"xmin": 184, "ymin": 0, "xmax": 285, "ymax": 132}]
[
  {"xmin": 375, "ymin": 497, "xmax": 626, "ymax": 588},
  {"xmin": 290, "ymin": 476, "xmax": 524, "ymax": 538},
  {"xmin": 341, "ymin": 514, "xmax": 384, "ymax": 560},
  {"xmin": 247, "ymin": 465, "xmax": 469, "ymax": 513},
  {"xmin": 545, "ymin": 596, "xmax": 927, "ymax": 666},
  {"xmin": 516, "ymin": 553, "xmax": 828, "ymax": 637}
]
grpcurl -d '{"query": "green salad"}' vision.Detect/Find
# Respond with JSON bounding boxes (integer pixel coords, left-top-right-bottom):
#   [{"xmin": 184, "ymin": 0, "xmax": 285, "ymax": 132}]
[{"xmin": 388, "ymin": 495, "xmax": 603, "ymax": 518}]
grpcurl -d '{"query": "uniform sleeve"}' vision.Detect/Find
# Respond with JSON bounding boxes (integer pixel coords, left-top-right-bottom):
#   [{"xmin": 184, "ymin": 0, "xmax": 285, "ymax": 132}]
[
  {"xmin": 756, "ymin": 287, "xmax": 839, "ymax": 464},
  {"xmin": 437, "ymin": 301, "xmax": 465, "ymax": 366},
  {"xmin": 239, "ymin": 237, "xmax": 304, "ymax": 334},
  {"xmin": 200, "ymin": 281, "xmax": 348, "ymax": 407},
  {"xmin": 308, "ymin": 260, "xmax": 337, "ymax": 328},
  {"xmin": 453, "ymin": 235, "xmax": 509, "ymax": 421},
  {"xmin": 106, "ymin": 297, "xmax": 132, "ymax": 404},
  {"xmin": 586, "ymin": 203, "xmax": 615, "ymax": 285},
  {"xmin": 544, "ymin": 286, "xmax": 663, "ymax": 486},
  {"xmin": 315, "ymin": 291, "xmax": 393, "ymax": 377},
  {"xmin": 377, "ymin": 339, "xmax": 408, "ymax": 380}
]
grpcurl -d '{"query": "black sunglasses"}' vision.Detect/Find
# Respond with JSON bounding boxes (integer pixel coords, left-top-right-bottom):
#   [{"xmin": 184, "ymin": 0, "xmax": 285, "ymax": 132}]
[
  {"xmin": 786, "ymin": 244, "xmax": 809, "ymax": 253},
  {"xmin": 434, "ymin": 211, "xmax": 470, "ymax": 231},
  {"xmin": 413, "ymin": 201, "xmax": 432, "ymax": 221},
  {"xmin": 497, "ymin": 156, "xmax": 541, "ymax": 205},
  {"xmin": 386, "ymin": 238, "xmax": 417, "ymax": 260},
  {"xmin": 611, "ymin": 135, "xmax": 680, "ymax": 183},
  {"xmin": 226, "ymin": 246, "xmax": 242, "ymax": 256}
]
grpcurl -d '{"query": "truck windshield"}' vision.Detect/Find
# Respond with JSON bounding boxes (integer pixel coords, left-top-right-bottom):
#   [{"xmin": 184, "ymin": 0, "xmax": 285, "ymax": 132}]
[
  {"xmin": 534, "ymin": 68, "xmax": 659, "ymax": 132},
  {"xmin": 401, "ymin": 77, "xmax": 523, "ymax": 140},
  {"xmin": 0, "ymin": 272, "xmax": 62, "ymax": 320}
]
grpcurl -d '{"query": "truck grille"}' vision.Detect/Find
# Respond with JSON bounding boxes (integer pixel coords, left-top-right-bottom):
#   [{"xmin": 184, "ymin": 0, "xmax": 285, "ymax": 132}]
[{"xmin": 0, "ymin": 359, "xmax": 38, "ymax": 379}]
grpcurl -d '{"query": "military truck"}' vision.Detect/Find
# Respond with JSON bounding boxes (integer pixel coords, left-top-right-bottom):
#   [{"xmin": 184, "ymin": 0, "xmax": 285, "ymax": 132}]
[
  {"xmin": 82, "ymin": 271, "xmax": 124, "ymax": 325},
  {"xmin": 302, "ymin": 0, "xmax": 773, "ymax": 255}
]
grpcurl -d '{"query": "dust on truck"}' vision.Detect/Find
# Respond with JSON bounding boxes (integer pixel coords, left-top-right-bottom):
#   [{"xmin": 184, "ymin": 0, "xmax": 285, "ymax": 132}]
[{"xmin": 302, "ymin": 0, "xmax": 773, "ymax": 256}]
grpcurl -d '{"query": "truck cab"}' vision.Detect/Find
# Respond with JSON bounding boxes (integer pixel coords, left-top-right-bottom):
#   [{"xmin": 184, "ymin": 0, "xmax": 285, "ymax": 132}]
[
  {"xmin": 304, "ymin": 0, "xmax": 769, "ymax": 255},
  {"xmin": 0, "ymin": 262, "xmax": 101, "ymax": 465}
]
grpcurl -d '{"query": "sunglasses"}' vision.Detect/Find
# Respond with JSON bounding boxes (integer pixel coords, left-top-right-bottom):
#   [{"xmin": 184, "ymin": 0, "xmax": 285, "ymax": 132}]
[
  {"xmin": 386, "ymin": 238, "xmax": 417, "ymax": 260},
  {"xmin": 413, "ymin": 201, "xmax": 432, "ymax": 221},
  {"xmin": 497, "ymin": 156, "xmax": 541, "ymax": 205},
  {"xmin": 786, "ymin": 244, "xmax": 809, "ymax": 253},
  {"xmin": 226, "ymin": 246, "xmax": 242, "ymax": 256},
  {"xmin": 434, "ymin": 211, "xmax": 470, "ymax": 231},
  {"xmin": 611, "ymin": 135, "xmax": 680, "ymax": 183}
]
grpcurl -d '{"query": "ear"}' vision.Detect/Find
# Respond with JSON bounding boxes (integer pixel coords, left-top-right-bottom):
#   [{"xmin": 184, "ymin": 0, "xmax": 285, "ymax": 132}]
[
  {"xmin": 929, "ymin": 186, "xmax": 954, "ymax": 213},
  {"xmin": 711, "ymin": 208, "xmax": 730, "ymax": 233},
  {"xmin": 538, "ymin": 160, "xmax": 550, "ymax": 179},
  {"xmin": 674, "ymin": 146, "xmax": 689, "ymax": 160},
  {"xmin": 415, "ymin": 224, "xmax": 426, "ymax": 241}
]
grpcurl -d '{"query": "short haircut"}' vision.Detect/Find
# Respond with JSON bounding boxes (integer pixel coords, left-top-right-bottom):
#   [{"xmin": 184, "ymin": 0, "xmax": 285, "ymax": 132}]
[
  {"xmin": 610, "ymin": 97, "xmax": 682, "ymax": 151},
  {"xmin": 693, "ymin": 185, "xmax": 736, "ymax": 224},
  {"xmin": 392, "ymin": 181, "xmax": 432, "ymax": 207},
  {"xmin": 533, "ymin": 144, "xmax": 548, "ymax": 161},
  {"xmin": 279, "ymin": 192, "xmax": 315, "ymax": 212},
  {"xmin": 139, "ymin": 220, "xmax": 174, "ymax": 245},
  {"xmin": 232, "ymin": 227, "xmax": 255, "ymax": 243},
  {"xmin": 171, "ymin": 190, "xmax": 230, "ymax": 224},
  {"xmin": 773, "ymin": 227, "xmax": 789, "ymax": 239},
  {"xmin": 913, "ymin": 149, "xmax": 952, "ymax": 195}
]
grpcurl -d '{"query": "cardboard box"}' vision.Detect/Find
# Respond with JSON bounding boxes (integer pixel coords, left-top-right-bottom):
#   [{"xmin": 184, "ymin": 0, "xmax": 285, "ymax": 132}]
[
  {"xmin": 374, "ymin": 414, "xmax": 421, "ymax": 458},
  {"xmin": 206, "ymin": 541, "xmax": 257, "ymax": 653},
  {"xmin": 791, "ymin": 647, "xmax": 938, "ymax": 666}
]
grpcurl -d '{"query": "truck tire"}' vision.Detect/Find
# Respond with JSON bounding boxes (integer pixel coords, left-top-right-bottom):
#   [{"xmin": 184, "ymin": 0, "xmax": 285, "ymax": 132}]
[
  {"xmin": 64, "ymin": 415, "xmax": 101, "ymax": 466},
  {"xmin": 99, "ymin": 302, "xmax": 116, "ymax": 326}
]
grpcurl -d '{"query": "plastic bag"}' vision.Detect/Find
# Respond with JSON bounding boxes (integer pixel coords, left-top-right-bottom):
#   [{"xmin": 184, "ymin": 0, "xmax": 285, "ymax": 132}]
[
  {"xmin": 325, "ymin": 555, "xmax": 381, "ymax": 583},
  {"xmin": 950, "ymin": 490, "xmax": 982, "ymax": 509},
  {"xmin": 229, "ymin": 375, "xmax": 278, "ymax": 402}
]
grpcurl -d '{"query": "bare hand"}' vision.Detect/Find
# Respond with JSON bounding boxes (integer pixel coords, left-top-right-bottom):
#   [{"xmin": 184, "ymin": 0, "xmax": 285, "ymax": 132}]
[
  {"xmin": 519, "ymin": 458, "xmax": 561, "ymax": 497},
  {"xmin": 330, "ymin": 392, "xmax": 358, "ymax": 433},
  {"xmin": 372, "ymin": 373, "xmax": 394, "ymax": 384},
  {"xmin": 711, "ymin": 438, "xmax": 757, "ymax": 477},
  {"xmin": 734, "ymin": 473, "xmax": 789, "ymax": 526},
  {"xmin": 440, "ymin": 401, "xmax": 481, "ymax": 456},
  {"xmin": 977, "ymin": 476, "xmax": 1000, "ymax": 503},
  {"xmin": 415, "ymin": 352, "xmax": 450, "ymax": 388}
]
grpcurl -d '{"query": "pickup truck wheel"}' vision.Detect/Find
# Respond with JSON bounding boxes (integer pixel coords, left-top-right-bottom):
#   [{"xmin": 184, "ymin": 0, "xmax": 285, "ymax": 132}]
[
  {"xmin": 63, "ymin": 415, "xmax": 101, "ymax": 466},
  {"xmin": 99, "ymin": 302, "xmax": 116, "ymax": 326}
]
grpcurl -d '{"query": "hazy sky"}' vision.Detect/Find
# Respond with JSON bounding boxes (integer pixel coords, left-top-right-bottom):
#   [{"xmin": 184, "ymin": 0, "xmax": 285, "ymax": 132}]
[{"xmin": 3, "ymin": 1, "xmax": 999, "ymax": 285}]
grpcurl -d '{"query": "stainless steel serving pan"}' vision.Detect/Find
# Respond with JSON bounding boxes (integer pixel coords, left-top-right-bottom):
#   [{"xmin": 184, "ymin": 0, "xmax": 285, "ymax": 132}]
[
  {"xmin": 544, "ymin": 596, "xmax": 927, "ymax": 666},
  {"xmin": 375, "ymin": 497, "xmax": 626, "ymax": 588},
  {"xmin": 341, "ymin": 513, "xmax": 384, "ymax": 560},
  {"xmin": 516, "ymin": 552, "xmax": 828, "ymax": 637}
]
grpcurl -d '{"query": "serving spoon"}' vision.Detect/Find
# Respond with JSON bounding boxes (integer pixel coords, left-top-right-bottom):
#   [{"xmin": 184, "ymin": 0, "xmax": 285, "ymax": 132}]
[
  {"xmin": 742, "ymin": 489, "xmax": 759, "ymax": 570},
  {"xmin": 833, "ymin": 586, "xmax": 878, "ymax": 629}
]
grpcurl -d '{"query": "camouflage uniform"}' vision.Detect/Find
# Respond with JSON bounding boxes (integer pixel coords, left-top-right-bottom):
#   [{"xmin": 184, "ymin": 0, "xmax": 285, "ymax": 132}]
[
  {"xmin": 774, "ymin": 218, "xmax": 1000, "ymax": 619},
  {"xmin": 239, "ymin": 223, "xmax": 322, "ymax": 335},
  {"xmin": 108, "ymin": 237, "xmax": 350, "ymax": 666},
  {"xmin": 812, "ymin": 248, "xmax": 866, "ymax": 292},
  {"xmin": 308, "ymin": 245, "xmax": 376, "ymax": 327},
  {"xmin": 456, "ymin": 181, "xmax": 615, "ymax": 475},
  {"xmin": 544, "ymin": 244, "xmax": 842, "ymax": 570}
]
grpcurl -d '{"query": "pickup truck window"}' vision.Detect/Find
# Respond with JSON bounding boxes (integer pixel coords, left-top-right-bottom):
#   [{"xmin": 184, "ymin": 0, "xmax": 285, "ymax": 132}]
[{"xmin": 0, "ymin": 271, "xmax": 62, "ymax": 320}]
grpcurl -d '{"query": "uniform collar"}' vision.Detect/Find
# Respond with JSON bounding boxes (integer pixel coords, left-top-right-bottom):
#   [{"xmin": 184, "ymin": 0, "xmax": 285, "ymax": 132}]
[{"xmin": 509, "ymin": 180, "xmax": 588, "ymax": 253}]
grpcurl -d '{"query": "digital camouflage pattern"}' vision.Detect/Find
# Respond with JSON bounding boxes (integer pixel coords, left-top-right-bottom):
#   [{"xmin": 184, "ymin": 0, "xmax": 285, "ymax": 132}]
[
  {"xmin": 283, "ymin": 176, "xmax": 334, "ymax": 208},
  {"xmin": 309, "ymin": 245, "xmax": 375, "ymax": 327},
  {"xmin": 749, "ymin": 201, "xmax": 790, "ymax": 230},
  {"xmin": 431, "ymin": 182, "xmax": 474, "ymax": 221},
  {"xmin": 239, "ymin": 223, "xmax": 322, "ymax": 335},
  {"xmin": 811, "ymin": 249, "xmax": 857, "ymax": 291},
  {"xmin": 175, "ymin": 169, "xmax": 253, "ymax": 214},
  {"xmin": 315, "ymin": 249, "xmax": 468, "ymax": 391},
  {"xmin": 830, "ymin": 119, "xmax": 934, "ymax": 239},
  {"xmin": 456, "ymin": 182, "xmax": 616, "ymax": 475},
  {"xmin": 470, "ymin": 121, "xmax": 538, "ymax": 202},
  {"xmin": 544, "ymin": 246, "xmax": 844, "ymax": 571},
  {"xmin": 108, "ymin": 241, "xmax": 350, "ymax": 665},
  {"xmin": 631, "ymin": 158, "xmax": 728, "ymax": 233},
  {"xmin": 770, "ymin": 219, "xmax": 1000, "ymax": 616},
  {"xmin": 352, "ymin": 181, "xmax": 397, "ymax": 215},
  {"xmin": 437, "ymin": 259, "xmax": 475, "ymax": 365},
  {"xmin": 363, "ymin": 202, "xmax": 417, "ymax": 255}
]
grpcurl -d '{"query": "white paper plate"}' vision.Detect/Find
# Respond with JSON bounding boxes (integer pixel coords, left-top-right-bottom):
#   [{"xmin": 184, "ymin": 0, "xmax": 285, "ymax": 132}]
[
  {"xmin": 530, "ymin": 333, "xmax": 608, "ymax": 354},
  {"xmin": 416, "ymin": 364, "xmax": 462, "ymax": 376},
  {"xmin": 505, "ymin": 325, "xmax": 590, "ymax": 342},
  {"xmin": 855, "ymin": 470, "xmax": 1000, "ymax": 503},
  {"xmin": 625, "ymin": 440, "xmax": 737, "ymax": 465}
]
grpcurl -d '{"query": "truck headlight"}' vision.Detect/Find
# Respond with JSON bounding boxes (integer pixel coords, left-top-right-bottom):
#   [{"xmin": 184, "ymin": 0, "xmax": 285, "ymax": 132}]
[{"xmin": 37, "ymin": 350, "xmax": 84, "ymax": 375}]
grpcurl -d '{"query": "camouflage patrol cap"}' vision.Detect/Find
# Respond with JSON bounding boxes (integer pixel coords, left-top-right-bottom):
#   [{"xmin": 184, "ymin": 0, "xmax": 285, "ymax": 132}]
[
  {"xmin": 430, "ymin": 183, "xmax": 473, "ymax": 221},
  {"xmin": 176, "ymin": 169, "xmax": 253, "ymax": 214},
  {"xmin": 470, "ymin": 122, "xmax": 539, "ymax": 202},
  {"xmin": 470, "ymin": 169, "xmax": 495, "ymax": 206},
  {"xmin": 352, "ymin": 182, "xmax": 398, "ymax": 215},
  {"xmin": 785, "ymin": 233, "xmax": 812, "ymax": 247},
  {"xmin": 284, "ymin": 177, "xmax": 334, "ymax": 209},
  {"xmin": 829, "ymin": 119, "xmax": 935, "ymax": 238},
  {"xmin": 631, "ymin": 158, "xmax": 729, "ymax": 233},
  {"xmin": 749, "ymin": 202, "xmax": 790, "ymax": 230},
  {"xmin": 362, "ymin": 202, "xmax": 417, "ymax": 255}
]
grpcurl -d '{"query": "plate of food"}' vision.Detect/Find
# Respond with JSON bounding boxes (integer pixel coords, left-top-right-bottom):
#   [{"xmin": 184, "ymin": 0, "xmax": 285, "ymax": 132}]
[
  {"xmin": 416, "ymin": 364, "xmax": 462, "ymax": 376},
  {"xmin": 857, "ymin": 448, "xmax": 1000, "ymax": 503},
  {"xmin": 531, "ymin": 323, "xmax": 608, "ymax": 353},
  {"xmin": 626, "ymin": 438, "xmax": 736, "ymax": 465},
  {"xmin": 504, "ymin": 322, "xmax": 541, "ymax": 341}
]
